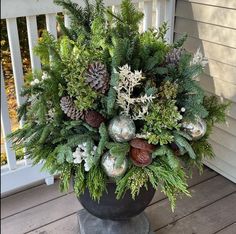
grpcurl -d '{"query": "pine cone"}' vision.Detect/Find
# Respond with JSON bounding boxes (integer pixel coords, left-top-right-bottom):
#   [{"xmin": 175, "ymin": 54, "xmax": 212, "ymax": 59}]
[
  {"xmin": 85, "ymin": 110, "xmax": 106, "ymax": 128},
  {"xmin": 60, "ymin": 96, "xmax": 85, "ymax": 120},
  {"xmin": 165, "ymin": 48, "xmax": 185, "ymax": 66},
  {"xmin": 130, "ymin": 147, "xmax": 152, "ymax": 167},
  {"xmin": 130, "ymin": 138, "xmax": 156, "ymax": 153},
  {"xmin": 129, "ymin": 138, "xmax": 155, "ymax": 167},
  {"xmin": 85, "ymin": 62, "xmax": 109, "ymax": 94}
]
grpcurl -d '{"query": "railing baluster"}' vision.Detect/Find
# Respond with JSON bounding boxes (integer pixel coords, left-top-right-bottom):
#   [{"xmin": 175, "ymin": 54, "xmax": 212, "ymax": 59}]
[
  {"xmin": 165, "ymin": 0, "xmax": 176, "ymax": 43},
  {"xmin": 143, "ymin": 0, "xmax": 153, "ymax": 31},
  {"xmin": 6, "ymin": 18, "xmax": 24, "ymax": 110},
  {"xmin": 46, "ymin": 13, "xmax": 57, "ymax": 39},
  {"xmin": 26, "ymin": 16, "xmax": 41, "ymax": 71},
  {"xmin": 156, "ymin": 0, "xmax": 166, "ymax": 28},
  {"xmin": 112, "ymin": 5, "xmax": 120, "ymax": 14},
  {"xmin": 1, "ymin": 66, "xmax": 17, "ymax": 170},
  {"xmin": 64, "ymin": 14, "xmax": 71, "ymax": 28}
]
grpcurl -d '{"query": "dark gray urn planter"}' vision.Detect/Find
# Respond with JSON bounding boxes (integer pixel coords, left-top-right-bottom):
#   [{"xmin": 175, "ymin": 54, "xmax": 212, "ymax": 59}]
[
  {"xmin": 78, "ymin": 182, "xmax": 155, "ymax": 220},
  {"xmin": 76, "ymin": 182, "xmax": 155, "ymax": 234}
]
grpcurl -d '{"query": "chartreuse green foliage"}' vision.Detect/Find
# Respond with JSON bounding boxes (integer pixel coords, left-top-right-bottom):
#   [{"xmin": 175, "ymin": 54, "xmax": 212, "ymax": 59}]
[
  {"xmin": 143, "ymin": 81, "xmax": 182, "ymax": 145},
  {"xmin": 87, "ymin": 165, "xmax": 107, "ymax": 201},
  {"xmin": 145, "ymin": 160, "xmax": 189, "ymax": 211},
  {"xmin": 143, "ymin": 101, "xmax": 180, "ymax": 145},
  {"xmin": 8, "ymin": 0, "xmax": 229, "ymax": 210},
  {"xmin": 116, "ymin": 155, "xmax": 189, "ymax": 211}
]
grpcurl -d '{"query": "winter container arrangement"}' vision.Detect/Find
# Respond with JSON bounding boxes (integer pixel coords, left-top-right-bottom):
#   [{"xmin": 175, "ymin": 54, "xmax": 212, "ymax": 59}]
[{"xmin": 9, "ymin": 0, "xmax": 229, "ymax": 228}]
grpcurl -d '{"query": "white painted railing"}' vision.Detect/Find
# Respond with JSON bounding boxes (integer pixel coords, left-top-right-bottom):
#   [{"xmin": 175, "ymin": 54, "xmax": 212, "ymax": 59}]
[{"xmin": 1, "ymin": 0, "xmax": 176, "ymax": 194}]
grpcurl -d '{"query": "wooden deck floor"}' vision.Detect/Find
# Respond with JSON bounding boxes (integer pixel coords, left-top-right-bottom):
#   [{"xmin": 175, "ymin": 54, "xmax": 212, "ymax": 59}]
[{"xmin": 1, "ymin": 167, "xmax": 236, "ymax": 234}]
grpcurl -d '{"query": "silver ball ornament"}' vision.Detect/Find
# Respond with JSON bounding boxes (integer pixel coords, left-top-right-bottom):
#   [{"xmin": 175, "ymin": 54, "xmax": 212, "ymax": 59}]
[
  {"xmin": 101, "ymin": 152, "xmax": 128, "ymax": 178},
  {"xmin": 182, "ymin": 118, "xmax": 207, "ymax": 140},
  {"xmin": 108, "ymin": 115, "xmax": 136, "ymax": 142}
]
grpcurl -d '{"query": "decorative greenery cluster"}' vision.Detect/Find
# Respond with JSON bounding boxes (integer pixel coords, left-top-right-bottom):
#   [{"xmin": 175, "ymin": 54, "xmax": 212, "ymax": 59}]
[{"xmin": 8, "ymin": 0, "xmax": 230, "ymax": 211}]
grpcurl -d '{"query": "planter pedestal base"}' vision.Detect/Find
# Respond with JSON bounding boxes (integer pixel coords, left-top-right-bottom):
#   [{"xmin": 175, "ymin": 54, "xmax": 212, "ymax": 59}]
[{"xmin": 77, "ymin": 209, "xmax": 153, "ymax": 234}]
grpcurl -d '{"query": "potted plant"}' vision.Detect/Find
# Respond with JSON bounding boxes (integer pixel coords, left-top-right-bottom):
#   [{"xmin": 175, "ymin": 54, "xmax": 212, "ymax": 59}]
[{"xmin": 9, "ymin": 0, "xmax": 229, "ymax": 232}]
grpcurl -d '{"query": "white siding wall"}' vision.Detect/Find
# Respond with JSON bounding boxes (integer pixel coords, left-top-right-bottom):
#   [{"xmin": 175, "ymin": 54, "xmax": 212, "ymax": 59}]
[{"xmin": 174, "ymin": 0, "xmax": 236, "ymax": 182}]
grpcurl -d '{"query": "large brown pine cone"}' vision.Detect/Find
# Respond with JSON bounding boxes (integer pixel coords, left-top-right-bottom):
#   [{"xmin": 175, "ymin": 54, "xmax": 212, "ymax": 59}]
[
  {"xmin": 130, "ymin": 138, "xmax": 155, "ymax": 167},
  {"xmin": 60, "ymin": 96, "xmax": 85, "ymax": 120},
  {"xmin": 84, "ymin": 62, "xmax": 109, "ymax": 94},
  {"xmin": 130, "ymin": 148, "xmax": 152, "ymax": 167},
  {"xmin": 85, "ymin": 110, "xmax": 106, "ymax": 128}
]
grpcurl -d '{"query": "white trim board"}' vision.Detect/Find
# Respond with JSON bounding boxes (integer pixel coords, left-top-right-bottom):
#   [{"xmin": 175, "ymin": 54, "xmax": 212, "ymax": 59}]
[{"xmin": 204, "ymin": 157, "xmax": 236, "ymax": 183}]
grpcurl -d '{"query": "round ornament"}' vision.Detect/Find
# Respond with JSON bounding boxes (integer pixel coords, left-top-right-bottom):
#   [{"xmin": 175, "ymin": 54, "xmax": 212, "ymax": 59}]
[
  {"xmin": 181, "ymin": 118, "xmax": 207, "ymax": 140},
  {"xmin": 101, "ymin": 152, "xmax": 128, "ymax": 178},
  {"xmin": 108, "ymin": 115, "xmax": 136, "ymax": 142}
]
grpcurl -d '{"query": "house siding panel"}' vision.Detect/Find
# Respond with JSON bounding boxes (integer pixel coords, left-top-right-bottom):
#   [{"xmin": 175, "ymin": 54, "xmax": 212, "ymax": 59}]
[{"xmin": 175, "ymin": 0, "xmax": 236, "ymax": 182}]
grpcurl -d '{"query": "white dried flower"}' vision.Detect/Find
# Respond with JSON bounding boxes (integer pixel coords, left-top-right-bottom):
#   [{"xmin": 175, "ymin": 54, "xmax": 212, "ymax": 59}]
[
  {"xmin": 42, "ymin": 72, "xmax": 49, "ymax": 80},
  {"xmin": 114, "ymin": 64, "xmax": 155, "ymax": 120},
  {"xmin": 181, "ymin": 107, "xmax": 186, "ymax": 112},
  {"xmin": 72, "ymin": 143, "xmax": 97, "ymax": 171},
  {"xmin": 47, "ymin": 108, "xmax": 55, "ymax": 122},
  {"xmin": 191, "ymin": 48, "xmax": 208, "ymax": 67}
]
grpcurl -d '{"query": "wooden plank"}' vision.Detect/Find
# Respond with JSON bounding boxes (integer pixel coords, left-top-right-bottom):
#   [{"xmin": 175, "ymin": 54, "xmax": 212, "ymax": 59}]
[
  {"xmin": 155, "ymin": 193, "xmax": 236, "ymax": 233},
  {"xmin": 1, "ymin": 193, "xmax": 82, "ymax": 234},
  {"xmin": 175, "ymin": 1, "xmax": 236, "ymax": 29},
  {"xmin": 27, "ymin": 213, "xmax": 79, "ymax": 234},
  {"xmin": 5, "ymin": 168, "xmax": 216, "ymax": 234},
  {"xmin": 1, "ymin": 67, "xmax": 17, "ymax": 170},
  {"xmin": 182, "ymin": 0, "xmax": 236, "ymax": 9},
  {"xmin": 1, "ymin": 179, "xmax": 73, "ymax": 219},
  {"xmin": 150, "ymin": 167, "xmax": 217, "ymax": 205},
  {"xmin": 175, "ymin": 17, "xmax": 236, "ymax": 48},
  {"xmin": 216, "ymin": 223, "xmax": 236, "ymax": 234},
  {"xmin": 175, "ymin": 33, "xmax": 236, "ymax": 67},
  {"xmin": 145, "ymin": 176, "xmax": 236, "ymax": 231},
  {"xmin": 199, "ymin": 74, "xmax": 236, "ymax": 103},
  {"xmin": 26, "ymin": 16, "xmax": 41, "ymax": 71}
]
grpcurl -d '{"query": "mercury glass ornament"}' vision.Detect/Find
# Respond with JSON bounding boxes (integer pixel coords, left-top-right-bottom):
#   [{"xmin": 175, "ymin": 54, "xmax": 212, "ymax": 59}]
[
  {"xmin": 182, "ymin": 118, "xmax": 207, "ymax": 140},
  {"xmin": 108, "ymin": 115, "xmax": 136, "ymax": 142},
  {"xmin": 101, "ymin": 152, "xmax": 128, "ymax": 178}
]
